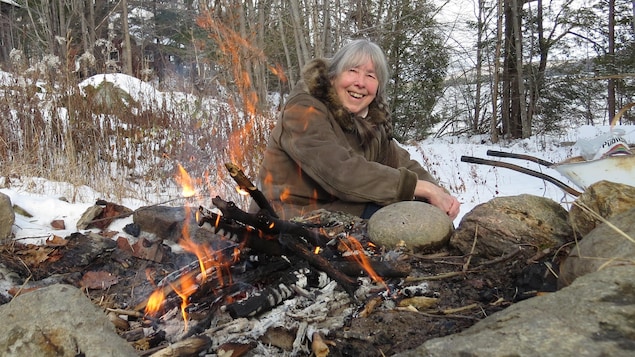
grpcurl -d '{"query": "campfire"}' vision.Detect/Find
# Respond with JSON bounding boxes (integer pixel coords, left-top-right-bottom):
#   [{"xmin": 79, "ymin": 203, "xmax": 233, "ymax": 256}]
[{"xmin": 102, "ymin": 163, "xmax": 427, "ymax": 356}]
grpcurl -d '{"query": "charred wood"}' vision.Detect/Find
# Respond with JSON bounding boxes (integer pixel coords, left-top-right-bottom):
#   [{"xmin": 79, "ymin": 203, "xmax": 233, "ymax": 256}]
[
  {"xmin": 278, "ymin": 233, "xmax": 358, "ymax": 298},
  {"xmin": 197, "ymin": 206, "xmax": 284, "ymax": 256},
  {"xmin": 147, "ymin": 335, "xmax": 212, "ymax": 357},
  {"xmin": 330, "ymin": 259, "xmax": 411, "ymax": 278},
  {"xmin": 225, "ymin": 162, "xmax": 278, "ymax": 218},
  {"xmin": 224, "ymin": 267, "xmax": 330, "ymax": 318},
  {"xmin": 210, "ymin": 196, "xmax": 330, "ymax": 248}
]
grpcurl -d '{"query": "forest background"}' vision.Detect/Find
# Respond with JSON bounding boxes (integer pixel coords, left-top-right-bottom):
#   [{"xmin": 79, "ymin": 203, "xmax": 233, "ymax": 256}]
[{"xmin": 0, "ymin": 0, "xmax": 634, "ymax": 206}]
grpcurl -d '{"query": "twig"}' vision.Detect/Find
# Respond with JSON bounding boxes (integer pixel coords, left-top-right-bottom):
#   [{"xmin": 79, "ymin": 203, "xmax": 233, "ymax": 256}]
[
  {"xmin": 404, "ymin": 271, "xmax": 464, "ymax": 282},
  {"xmin": 574, "ymin": 201, "xmax": 635, "ymax": 245},
  {"xmin": 9, "ymin": 275, "xmax": 32, "ymax": 302},
  {"xmin": 106, "ymin": 307, "xmax": 144, "ymax": 318},
  {"xmin": 441, "ymin": 303, "xmax": 480, "ymax": 315},
  {"xmin": 395, "ymin": 307, "xmax": 479, "ymax": 321},
  {"xmin": 476, "ymin": 248, "xmax": 522, "ymax": 267},
  {"xmin": 225, "ymin": 162, "xmax": 278, "ymax": 218},
  {"xmin": 463, "ymin": 225, "xmax": 478, "ymax": 272}
]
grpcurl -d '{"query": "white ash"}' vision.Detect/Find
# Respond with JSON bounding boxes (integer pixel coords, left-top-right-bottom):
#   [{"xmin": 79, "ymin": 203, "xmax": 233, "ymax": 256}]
[
  {"xmin": 203, "ymin": 279, "xmax": 355, "ymax": 356},
  {"xmin": 400, "ymin": 281, "xmax": 431, "ymax": 297}
]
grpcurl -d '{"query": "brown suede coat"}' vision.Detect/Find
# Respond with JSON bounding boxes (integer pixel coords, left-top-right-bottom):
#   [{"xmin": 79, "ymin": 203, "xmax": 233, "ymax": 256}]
[{"xmin": 252, "ymin": 59, "xmax": 439, "ymax": 219}]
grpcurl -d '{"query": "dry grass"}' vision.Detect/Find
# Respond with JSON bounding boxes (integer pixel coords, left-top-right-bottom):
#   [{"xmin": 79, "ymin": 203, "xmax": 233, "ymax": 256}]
[{"xmin": 0, "ymin": 69, "xmax": 272, "ymax": 207}]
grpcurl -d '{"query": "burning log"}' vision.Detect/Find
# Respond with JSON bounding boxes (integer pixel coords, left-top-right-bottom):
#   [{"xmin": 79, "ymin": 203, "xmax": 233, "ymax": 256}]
[
  {"xmin": 201, "ymin": 197, "xmax": 359, "ymax": 296},
  {"xmin": 278, "ymin": 233, "xmax": 358, "ymax": 298},
  {"xmin": 330, "ymin": 259, "xmax": 411, "ymax": 278},
  {"xmin": 210, "ymin": 196, "xmax": 330, "ymax": 247},
  {"xmin": 225, "ymin": 162, "xmax": 278, "ymax": 218}
]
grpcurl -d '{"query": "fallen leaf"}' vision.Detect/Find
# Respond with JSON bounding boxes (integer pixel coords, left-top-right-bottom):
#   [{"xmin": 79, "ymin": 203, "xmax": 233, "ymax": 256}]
[
  {"xmin": 80, "ymin": 271, "xmax": 119, "ymax": 290},
  {"xmin": 131, "ymin": 237, "xmax": 164, "ymax": 262},
  {"xmin": 45, "ymin": 235, "xmax": 68, "ymax": 247},
  {"xmin": 16, "ymin": 245, "xmax": 55, "ymax": 265}
]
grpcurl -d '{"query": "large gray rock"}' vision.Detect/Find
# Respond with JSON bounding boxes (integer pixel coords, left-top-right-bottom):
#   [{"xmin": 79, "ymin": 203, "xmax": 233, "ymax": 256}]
[
  {"xmin": 393, "ymin": 264, "xmax": 635, "ymax": 357},
  {"xmin": 133, "ymin": 205, "xmax": 198, "ymax": 241},
  {"xmin": 368, "ymin": 201, "xmax": 454, "ymax": 251},
  {"xmin": 559, "ymin": 206, "xmax": 635, "ymax": 287},
  {"xmin": 0, "ymin": 284, "xmax": 137, "ymax": 357},
  {"xmin": 568, "ymin": 180, "xmax": 635, "ymax": 237},
  {"xmin": 450, "ymin": 194, "xmax": 573, "ymax": 260},
  {"xmin": 0, "ymin": 192, "xmax": 14, "ymax": 241}
]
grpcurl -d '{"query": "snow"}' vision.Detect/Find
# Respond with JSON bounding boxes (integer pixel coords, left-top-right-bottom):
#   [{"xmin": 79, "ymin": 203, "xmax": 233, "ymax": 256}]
[{"xmin": 2, "ymin": 72, "xmax": 635, "ymax": 247}]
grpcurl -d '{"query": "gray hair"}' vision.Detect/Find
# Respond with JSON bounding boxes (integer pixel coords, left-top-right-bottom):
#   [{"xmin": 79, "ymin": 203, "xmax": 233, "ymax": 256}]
[{"xmin": 328, "ymin": 39, "xmax": 390, "ymax": 104}]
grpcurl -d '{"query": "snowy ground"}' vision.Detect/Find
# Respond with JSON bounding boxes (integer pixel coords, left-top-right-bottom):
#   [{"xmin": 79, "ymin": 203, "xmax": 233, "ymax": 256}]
[{"xmin": 3, "ymin": 124, "xmax": 633, "ymax": 247}]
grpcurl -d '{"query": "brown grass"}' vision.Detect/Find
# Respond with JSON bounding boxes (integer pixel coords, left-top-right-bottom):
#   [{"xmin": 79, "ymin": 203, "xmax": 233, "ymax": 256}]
[{"xmin": 0, "ymin": 69, "xmax": 272, "ymax": 208}]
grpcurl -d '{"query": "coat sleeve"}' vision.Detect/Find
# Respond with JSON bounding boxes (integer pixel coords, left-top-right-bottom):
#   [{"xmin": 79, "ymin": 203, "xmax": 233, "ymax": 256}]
[{"xmin": 277, "ymin": 95, "xmax": 418, "ymax": 205}]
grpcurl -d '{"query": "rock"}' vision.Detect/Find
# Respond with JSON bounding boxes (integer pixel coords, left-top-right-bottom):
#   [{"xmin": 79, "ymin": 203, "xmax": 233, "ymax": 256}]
[
  {"xmin": 77, "ymin": 200, "xmax": 133, "ymax": 230},
  {"xmin": 393, "ymin": 264, "xmax": 635, "ymax": 357},
  {"xmin": 450, "ymin": 194, "xmax": 573, "ymax": 260},
  {"xmin": 76, "ymin": 205, "xmax": 103, "ymax": 230},
  {"xmin": 568, "ymin": 180, "xmax": 635, "ymax": 237},
  {"xmin": 367, "ymin": 201, "xmax": 453, "ymax": 251},
  {"xmin": 133, "ymin": 205, "xmax": 198, "ymax": 242},
  {"xmin": 0, "ymin": 284, "xmax": 138, "ymax": 357},
  {"xmin": 0, "ymin": 192, "xmax": 14, "ymax": 241},
  {"xmin": 11, "ymin": 204, "xmax": 32, "ymax": 217},
  {"xmin": 50, "ymin": 219, "xmax": 65, "ymax": 230},
  {"xmin": 558, "ymin": 206, "xmax": 635, "ymax": 287}
]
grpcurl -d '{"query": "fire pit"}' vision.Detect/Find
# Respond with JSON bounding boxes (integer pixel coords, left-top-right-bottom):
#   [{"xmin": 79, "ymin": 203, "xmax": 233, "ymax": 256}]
[{"xmin": 0, "ymin": 163, "xmax": 556, "ymax": 356}]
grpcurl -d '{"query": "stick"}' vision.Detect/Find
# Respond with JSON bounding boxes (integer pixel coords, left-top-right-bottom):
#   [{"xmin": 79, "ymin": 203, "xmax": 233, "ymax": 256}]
[
  {"xmin": 462, "ymin": 225, "xmax": 478, "ymax": 272},
  {"xmin": 476, "ymin": 248, "xmax": 522, "ymax": 267},
  {"xmin": 278, "ymin": 233, "xmax": 359, "ymax": 299},
  {"xmin": 225, "ymin": 162, "xmax": 278, "ymax": 218},
  {"xmin": 460, "ymin": 156, "xmax": 581, "ymax": 196},
  {"xmin": 147, "ymin": 336, "xmax": 212, "ymax": 357},
  {"xmin": 211, "ymin": 196, "xmax": 329, "ymax": 247},
  {"xmin": 404, "ymin": 271, "xmax": 464, "ymax": 282}
]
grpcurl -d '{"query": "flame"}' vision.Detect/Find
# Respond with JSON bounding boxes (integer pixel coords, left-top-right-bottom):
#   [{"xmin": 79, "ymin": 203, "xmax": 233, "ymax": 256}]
[
  {"xmin": 169, "ymin": 274, "xmax": 198, "ymax": 332},
  {"xmin": 340, "ymin": 235, "xmax": 386, "ymax": 287},
  {"xmin": 236, "ymin": 186, "xmax": 249, "ymax": 195},
  {"xmin": 268, "ymin": 63, "xmax": 288, "ymax": 83},
  {"xmin": 175, "ymin": 163, "xmax": 197, "ymax": 198},
  {"xmin": 145, "ymin": 289, "xmax": 165, "ymax": 317}
]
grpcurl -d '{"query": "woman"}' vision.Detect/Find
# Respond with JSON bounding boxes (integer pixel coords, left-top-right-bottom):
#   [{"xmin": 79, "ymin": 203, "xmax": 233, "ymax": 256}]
[{"xmin": 253, "ymin": 39, "xmax": 460, "ymax": 220}]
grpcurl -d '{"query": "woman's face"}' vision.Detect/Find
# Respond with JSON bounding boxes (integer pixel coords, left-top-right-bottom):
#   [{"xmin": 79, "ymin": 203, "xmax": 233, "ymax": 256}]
[{"xmin": 331, "ymin": 58, "xmax": 378, "ymax": 116}]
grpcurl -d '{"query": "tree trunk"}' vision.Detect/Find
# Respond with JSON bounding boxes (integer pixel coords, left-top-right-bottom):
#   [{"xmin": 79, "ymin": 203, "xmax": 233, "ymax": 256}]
[
  {"xmin": 511, "ymin": 0, "xmax": 530, "ymax": 138},
  {"xmin": 490, "ymin": 0, "xmax": 503, "ymax": 143},
  {"xmin": 501, "ymin": 0, "xmax": 512, "ymax": 138},
  {"xmin": 289, "ymin": 0, "xmax": 310, "ymax": 70},
  {"xmin": 608, "ymin": 0, "xmax": 616, "ymax": 122},
  {"xmin": 277, "ymin": 2, "xmax": 295, "ymax": 91},
  {"xmin": 121, "ymin": 0, "xmax": 133, "ymax": 75},
  {"xmin": 473, "ymin": 0, "xmax": 485, "ymax": 133}
]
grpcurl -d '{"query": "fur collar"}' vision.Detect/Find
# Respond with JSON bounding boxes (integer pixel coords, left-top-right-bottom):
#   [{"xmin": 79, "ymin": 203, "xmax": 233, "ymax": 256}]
[{"xmin": 301, "ymin": 59, "xmax": 392, "ymax": 139}]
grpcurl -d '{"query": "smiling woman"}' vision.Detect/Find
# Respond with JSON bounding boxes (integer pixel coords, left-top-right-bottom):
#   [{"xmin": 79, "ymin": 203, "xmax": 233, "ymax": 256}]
[{"xmin": 251, "ymin": 39, "xmax": 460, "ymax": 220}]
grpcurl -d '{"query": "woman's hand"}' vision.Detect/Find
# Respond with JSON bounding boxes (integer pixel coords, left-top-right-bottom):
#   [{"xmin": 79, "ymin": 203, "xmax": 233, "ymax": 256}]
[{"xmin": 414, "ymin": 180, "xmax": 461, "ymax": 220}]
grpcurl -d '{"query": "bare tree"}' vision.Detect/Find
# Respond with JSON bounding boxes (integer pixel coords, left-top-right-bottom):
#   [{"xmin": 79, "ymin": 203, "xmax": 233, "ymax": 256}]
[{"xmin": 490, "ymin": 0, "xmax": 504, "ymax": 143}]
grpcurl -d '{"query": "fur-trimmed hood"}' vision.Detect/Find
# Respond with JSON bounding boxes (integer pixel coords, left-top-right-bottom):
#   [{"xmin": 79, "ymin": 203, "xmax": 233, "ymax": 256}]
[{"xmin": 299, "ymin": 58, "xmax": 393, "ymax": 142}]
